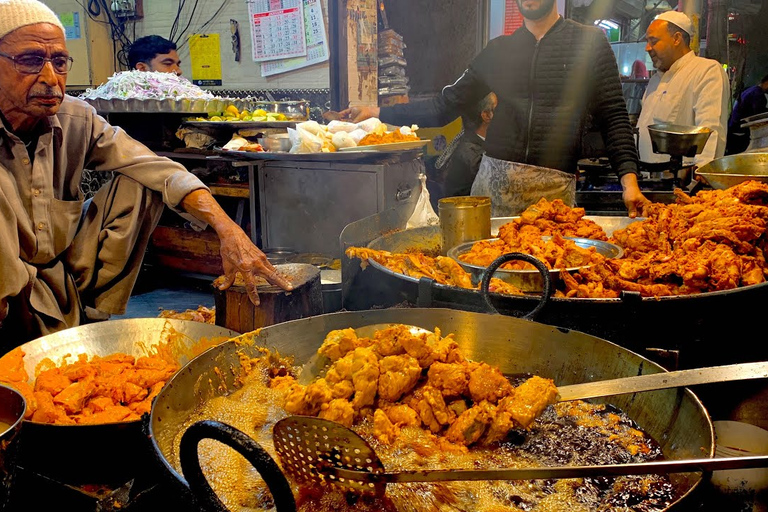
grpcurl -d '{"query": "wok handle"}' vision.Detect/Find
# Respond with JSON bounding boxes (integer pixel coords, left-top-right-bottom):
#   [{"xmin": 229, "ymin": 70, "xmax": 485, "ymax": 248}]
[
  {"xmin": 479, "ymin": 253, "xmax": 552, "ymax": 320},
  {"xmin": 179, "ymin": 420, "xmax": 296, "ymax": 512}
]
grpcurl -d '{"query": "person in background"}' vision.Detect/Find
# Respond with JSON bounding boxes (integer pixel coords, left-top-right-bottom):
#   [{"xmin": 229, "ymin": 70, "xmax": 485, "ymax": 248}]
[
  {"xmin": 0, "ymin": 0, "xmax": 291, "ymax": 345},
  {"xmin": 436, "ymin": 92, "xmax": 498, "ymax": 197},
  {"xmin": 341, "ymin": 0, "xmax": 647, "ymax": 218},
  {"xmin": 726, "ymin": 74, "xmax": 768, "ymax": 155},
  {"xmin": 636, "ymin": 11, "xmax": 729, "ymax": 167},
  {"xmin": 127, "ymin": 35, "xmax": 182, "ymax": 75},
  {"xmin": 624, "ymin": 59, "xmax": 649, "ymax": 117}
]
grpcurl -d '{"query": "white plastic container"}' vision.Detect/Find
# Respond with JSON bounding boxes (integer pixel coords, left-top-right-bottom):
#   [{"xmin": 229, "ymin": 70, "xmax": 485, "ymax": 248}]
[{"xmin": 712, "ymin": 420, "xmax": 768, "ymax": 510}]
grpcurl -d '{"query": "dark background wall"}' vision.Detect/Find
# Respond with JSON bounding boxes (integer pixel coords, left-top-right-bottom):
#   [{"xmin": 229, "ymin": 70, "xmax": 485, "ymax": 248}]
[
  {"xmin": 743, "ymin": 3, "xmax": 768, "ymax": 88},
  {"xmin": 384, "ymin": 0, "xmax": 482, "ymax": 97}
]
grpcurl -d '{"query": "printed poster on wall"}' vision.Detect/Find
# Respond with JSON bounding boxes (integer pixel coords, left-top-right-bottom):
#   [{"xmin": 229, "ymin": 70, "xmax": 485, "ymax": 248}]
[
  {"xmin": 59, "ymin": 11, "xmax": 81, "ymax": 40},
  {"xmin": 260, "ymin": 0, "xmax": 329, "ymax": 77},
  {"xmin": 246, "ymin": 0, "xmax": 307, "ymax": 62},
  {"xmin": 189, "ymin": 34, "xmax": 223, "ymax": 86}
]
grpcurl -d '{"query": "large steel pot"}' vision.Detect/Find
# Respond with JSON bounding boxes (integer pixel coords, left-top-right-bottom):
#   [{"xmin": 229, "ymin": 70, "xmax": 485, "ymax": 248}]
[
  {"xmin": 149, "ymin": 308, "xmax": 714, "ymax": 511},
  {"xmin": 11, "ymin": 318, "xmax": 239, "ymax": 485},
  {"xmin": 342, "ymin": 218, "xmax": 768, "ymax": 369}
]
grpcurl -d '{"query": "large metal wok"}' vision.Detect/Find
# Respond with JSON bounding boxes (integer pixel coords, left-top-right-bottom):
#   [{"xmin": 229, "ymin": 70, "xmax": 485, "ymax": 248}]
[
  {"xmin": 341, "ymin": 209, "xmax": 768, "ymax": 369},
  {"xmin": 149, "ymin": 308, "xmax": 714, "ymax": 511},
  {"xmin": 12, "ymin": 318, "xmax": 239, "ymax": 485},
  {"xmin": 695, "ymin": 152, "xmax": 768, "ymax": 189}
]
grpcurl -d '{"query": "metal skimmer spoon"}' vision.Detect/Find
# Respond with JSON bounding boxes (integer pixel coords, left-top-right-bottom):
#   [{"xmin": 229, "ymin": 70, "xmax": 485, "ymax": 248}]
[
  {"xmin": 273, "ymin": 416, "xmax": 768, "ymax": 496},
  {"xmin": 274, "ymin": 360, "xmax": 768, "ymax": 495}
]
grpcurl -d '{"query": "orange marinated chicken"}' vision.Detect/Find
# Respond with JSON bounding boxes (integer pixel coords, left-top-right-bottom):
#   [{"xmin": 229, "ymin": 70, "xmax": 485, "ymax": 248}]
[
  {"xmin": 0, "ymin": 346, "xmax": 179, "ymax": 425},
  {"xmin": 358, "ymin": 129, "xmax": 419, "ymax": 146}
]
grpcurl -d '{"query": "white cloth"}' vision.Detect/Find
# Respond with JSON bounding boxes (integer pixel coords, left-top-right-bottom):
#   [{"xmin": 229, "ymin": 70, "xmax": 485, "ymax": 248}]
[
  {"xmin": 0, "ymin": 0, "xmax": 64, "ymax": 39},
  {"xmin": 637, "ymin": 51, "xmax": 730, "ymax": 167}
]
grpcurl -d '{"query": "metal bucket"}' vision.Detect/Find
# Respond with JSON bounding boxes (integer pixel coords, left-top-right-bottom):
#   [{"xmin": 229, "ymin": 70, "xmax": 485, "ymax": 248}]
[
  {"xmin": 149, "ymin": 309, "xmax": 714, "ymax": 511},
  {"xmin": 438, "ymin": 196, "xmax": 491, "ymax": 255}
]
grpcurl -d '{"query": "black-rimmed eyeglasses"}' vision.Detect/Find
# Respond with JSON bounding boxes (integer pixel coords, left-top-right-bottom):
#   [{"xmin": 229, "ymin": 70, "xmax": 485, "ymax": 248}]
[{"xmin": 0, "ymin": 51, "xmax": 73, "ymax": 74}]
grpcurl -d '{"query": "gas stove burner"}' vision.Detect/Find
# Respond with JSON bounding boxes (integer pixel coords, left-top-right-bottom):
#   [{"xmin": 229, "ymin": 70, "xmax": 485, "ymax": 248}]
[{"xmin": 6, "ymin": 466, "xmax": 196, "ymax": 512}]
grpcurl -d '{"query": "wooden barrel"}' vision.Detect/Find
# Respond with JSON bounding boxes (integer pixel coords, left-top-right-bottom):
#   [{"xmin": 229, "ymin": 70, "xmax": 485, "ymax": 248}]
[{"xmin": 213, "ymin": 263, "xmax": 323, "ymax": 333}]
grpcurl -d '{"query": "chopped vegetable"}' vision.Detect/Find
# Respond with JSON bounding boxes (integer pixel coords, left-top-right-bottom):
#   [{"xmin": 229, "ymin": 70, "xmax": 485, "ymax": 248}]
[{"xmin": 80, "ymin": 70, "xmax": 215, "ymax": 101}]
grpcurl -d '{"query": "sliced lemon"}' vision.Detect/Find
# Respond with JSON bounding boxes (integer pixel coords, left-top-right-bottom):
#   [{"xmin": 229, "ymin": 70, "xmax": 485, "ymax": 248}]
[{"xmin": 225, "ymin": 105, "xmax": 240, "ymax": 116}]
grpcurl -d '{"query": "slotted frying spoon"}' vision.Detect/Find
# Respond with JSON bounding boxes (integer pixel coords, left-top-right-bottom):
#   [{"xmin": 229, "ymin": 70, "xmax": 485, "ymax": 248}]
[
  {"xmin": 297, "ymin": 324, "xmax": 432, "ymax": 385},
  {"xmin": 274, "ymin": 360, "xmax": 768, "ymax": 494},
  {"xmin": 273, "ymin": 416, "xmax": 768, "ymax": 495}
]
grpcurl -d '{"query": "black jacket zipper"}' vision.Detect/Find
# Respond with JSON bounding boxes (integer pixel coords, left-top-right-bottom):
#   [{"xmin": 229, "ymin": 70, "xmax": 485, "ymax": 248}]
[{"xmin": 524, "ymin": 40, "xmax": 541, "ymax": 162}]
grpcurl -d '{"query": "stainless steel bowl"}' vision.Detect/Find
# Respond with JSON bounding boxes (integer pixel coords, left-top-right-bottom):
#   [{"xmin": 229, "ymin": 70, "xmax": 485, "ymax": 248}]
[
  {"xmin": 447, "ymin": 237, "xmax": 624, "ymax": 292},
  {"xmin": 258, "ymin": 134, "xmax": 292, "ymax": 152},
  {"xmin": 252, "ymin": 100, "xmax": 310, "ymax": 121},
  {"xmin": 695, "ymin": 153, "xmax": 768, "ymax": 190},
  {"xmin": 648, "ymin": 123, "xmax": 713, "ymax": 158}
]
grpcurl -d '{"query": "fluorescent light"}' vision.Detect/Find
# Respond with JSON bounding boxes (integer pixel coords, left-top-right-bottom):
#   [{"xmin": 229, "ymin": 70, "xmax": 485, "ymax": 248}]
[{"xmin": 595, "ymin": 19, "xmax": 619, "ymax": 30}]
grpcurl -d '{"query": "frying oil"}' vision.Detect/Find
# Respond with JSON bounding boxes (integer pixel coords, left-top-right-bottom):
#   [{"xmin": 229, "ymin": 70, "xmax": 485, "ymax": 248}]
[{"xmin": 169, "ymin": 365, "xmax": 675, "ymax": 512}]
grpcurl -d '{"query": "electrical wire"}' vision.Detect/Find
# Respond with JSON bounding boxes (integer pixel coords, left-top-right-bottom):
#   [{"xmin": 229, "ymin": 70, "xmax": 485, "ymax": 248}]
[
  {"xmin": 173, "ymin": 0, "xmax": 202, "ymax": 45},
  {"xmin": 175, "ymin": 0, "xmax": 229, "ymax": 52},
  {"xmin": 169, "ymin": 0, "xmax": 187, "ymax": 43}
]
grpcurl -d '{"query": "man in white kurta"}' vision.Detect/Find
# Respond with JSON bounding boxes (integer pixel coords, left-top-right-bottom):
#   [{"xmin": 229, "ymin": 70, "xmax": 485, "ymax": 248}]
[{"xmin": 637, "ymin": 11, "xmax": 730, "ymax": 167}]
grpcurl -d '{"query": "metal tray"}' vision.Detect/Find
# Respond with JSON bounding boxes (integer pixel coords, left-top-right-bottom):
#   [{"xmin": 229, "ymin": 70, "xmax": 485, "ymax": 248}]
[
  {"xmin": 214, "ymin": 148, "xmax": 404, "ymax": 162},
  {"xmin": 82, "ymin": 97, "xmax": 236, "ymax": 114},
  {"xmin": 183, "ymin": 120, "xmax": 298, "ymax": 129},
  {"xmin": 215, "ymin": 147, "xmax": 424, "ymax": 162},
  {"xmin": 338, "ymin": 140, "xmax": 429, "ymax": 152},
  {"xmin": 447, "ymin": 237, "xmax": 624, "ymax": 292},
  {"xmin": 695, "ymin": 153, "xmax": 768, "ymax": 190}
]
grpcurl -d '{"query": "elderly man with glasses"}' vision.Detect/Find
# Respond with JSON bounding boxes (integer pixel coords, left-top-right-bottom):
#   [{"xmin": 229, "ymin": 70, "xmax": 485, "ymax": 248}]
[{"xmin": 0, "ymin": 0, "xmax": 292, "ymax": 346}]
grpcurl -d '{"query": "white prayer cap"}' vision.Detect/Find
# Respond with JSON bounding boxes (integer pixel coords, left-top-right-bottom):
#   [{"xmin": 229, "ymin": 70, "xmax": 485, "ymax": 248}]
[{"xmin": 0, "ymin": 0, "xmax": 65, "ymax": 40}]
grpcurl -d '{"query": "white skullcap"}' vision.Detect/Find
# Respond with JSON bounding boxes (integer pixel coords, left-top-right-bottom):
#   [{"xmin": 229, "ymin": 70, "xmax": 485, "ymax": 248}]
[
  {"xmin": 0, "ymin": 0, "xmax": 65, "ymax": 41},
  {"xmin": 655, "ymin": 11, "xmax": 694, "ymax": 37}
]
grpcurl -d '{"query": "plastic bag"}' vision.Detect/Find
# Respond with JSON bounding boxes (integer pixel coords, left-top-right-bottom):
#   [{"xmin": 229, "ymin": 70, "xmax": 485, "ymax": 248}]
[
  {"xmin": 406, "ymin": 174, "xmax": 439, "ymax": 229},
  {"xmin": 288, "ymin": 126, "xmax": 323, "ymax": 153}
]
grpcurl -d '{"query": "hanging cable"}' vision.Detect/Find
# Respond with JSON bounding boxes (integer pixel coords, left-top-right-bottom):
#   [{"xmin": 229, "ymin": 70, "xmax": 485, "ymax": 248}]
[{"xmin": 175, "ymin": 0, "xmax": 229, "ymax": 51}]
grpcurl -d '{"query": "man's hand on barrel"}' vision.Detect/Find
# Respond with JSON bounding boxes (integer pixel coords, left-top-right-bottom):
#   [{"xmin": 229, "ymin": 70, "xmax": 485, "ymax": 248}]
[
  {"xmin": 180, "ymin": 189, "xmax": 294, "ymax": 306},
  {"xmin": 216, "ymin": 227, "xmax": 294, "ymax": 306}
]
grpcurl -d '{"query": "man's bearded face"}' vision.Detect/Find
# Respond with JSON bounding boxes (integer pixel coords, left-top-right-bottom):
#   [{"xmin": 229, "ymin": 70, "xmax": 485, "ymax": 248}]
[{"xmin": 516, "ymin": 0, "xmax": 557, "ymax": 21}]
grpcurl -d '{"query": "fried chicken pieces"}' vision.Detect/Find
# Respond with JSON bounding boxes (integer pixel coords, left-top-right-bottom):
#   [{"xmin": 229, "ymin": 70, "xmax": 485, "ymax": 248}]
[
  {"xmin": 345, "ymin": 247, "xmax": 524, "ymax": 296},
  {"xmin": 562, "ymin": 181, "xmax": 768, "ymax": 298},
  {"xmin": 350, "ymin": 184, "xmax": 768, "ymax": 299},
  {"xmin": 0, "ymin": 347, "xmax": 178, "ymax": 425},
  {"xmin": 460, "ymin": 232, "xmax": 604, "ymax": 271},
  {"xmin": 273, "ymin": 325, "xmax": 559, "ymax": 448}
]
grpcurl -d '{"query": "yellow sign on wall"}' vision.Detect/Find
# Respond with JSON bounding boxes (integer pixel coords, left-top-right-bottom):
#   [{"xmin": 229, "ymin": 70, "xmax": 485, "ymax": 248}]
[{"xmin": 190, "ymin": 33, "xmax": 223, "ymax": 86}]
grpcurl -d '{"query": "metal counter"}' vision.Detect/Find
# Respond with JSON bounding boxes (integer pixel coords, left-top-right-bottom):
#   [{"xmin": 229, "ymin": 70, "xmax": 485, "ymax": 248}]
[{"xmin": 258, "ymin": 153, "xmax": 424, "ymax": 257}]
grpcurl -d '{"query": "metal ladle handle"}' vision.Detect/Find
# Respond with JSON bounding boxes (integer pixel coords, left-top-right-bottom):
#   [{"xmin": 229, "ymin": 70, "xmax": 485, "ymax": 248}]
[
  {"xmin": 179, "ymin": 420, "xmax": 296, "ymax": 512},
  {"xmin": 479, "ymin": 253, "xmax": 553, "ymax": 320}
]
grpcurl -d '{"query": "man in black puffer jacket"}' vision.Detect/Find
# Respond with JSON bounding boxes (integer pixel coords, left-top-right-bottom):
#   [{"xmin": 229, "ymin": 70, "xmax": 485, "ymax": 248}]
[{"xmin": 343, "ymin": 0, "xmax": 647, "ymax": 217}]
